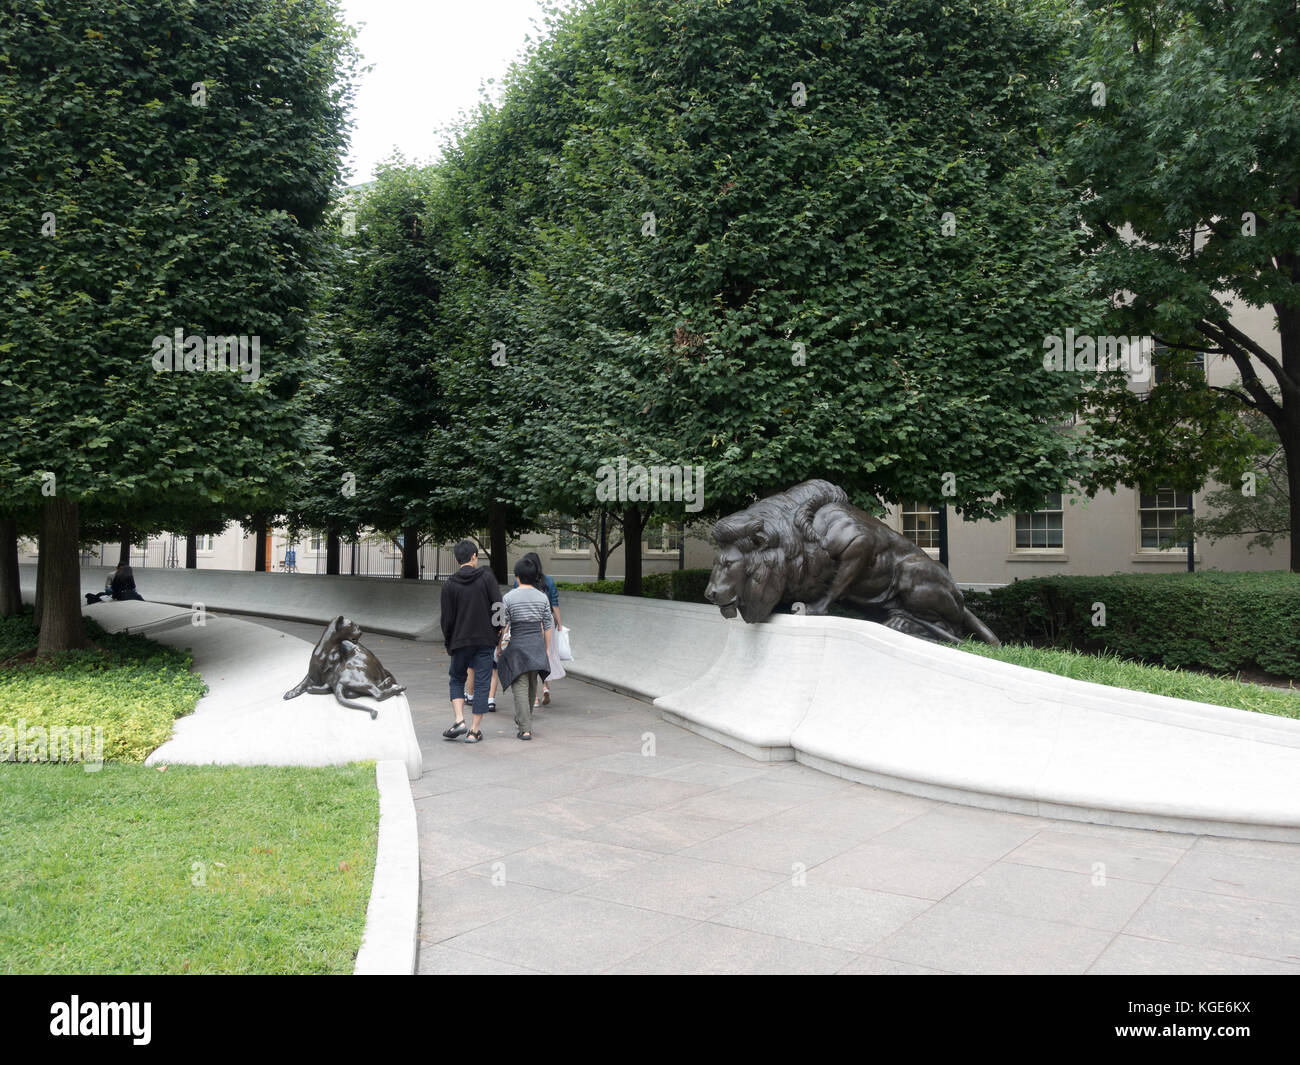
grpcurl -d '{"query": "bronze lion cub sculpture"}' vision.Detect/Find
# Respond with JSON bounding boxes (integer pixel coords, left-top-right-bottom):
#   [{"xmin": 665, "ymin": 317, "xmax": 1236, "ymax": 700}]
[
  {"xmin": 283, "ymin": 616, "xmax": 406, "ymax": 718},
  {"xmin": 705, "ymin": 480, "xmax": 1000, "ymax": 645}
]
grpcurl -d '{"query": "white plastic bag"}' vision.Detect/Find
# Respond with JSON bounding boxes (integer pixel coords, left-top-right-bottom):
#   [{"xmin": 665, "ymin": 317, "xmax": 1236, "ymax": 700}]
[
  {"xmin": 546, "ymin": 633, "xmax": 567, "ymax": 681},
  {"xmin": 554, "ymin": 625, "xmax": 574, "ymax": 662}
]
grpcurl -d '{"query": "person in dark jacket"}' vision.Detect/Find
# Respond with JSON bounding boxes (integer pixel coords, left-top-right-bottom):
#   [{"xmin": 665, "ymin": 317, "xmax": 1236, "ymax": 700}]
[
  {"xmin": 439, "ymin": 540, "xmax": 503, "ymax": 744},
  {"xmin": 110, "ymin": 563, "xmax": 144, "ymax": 601}
]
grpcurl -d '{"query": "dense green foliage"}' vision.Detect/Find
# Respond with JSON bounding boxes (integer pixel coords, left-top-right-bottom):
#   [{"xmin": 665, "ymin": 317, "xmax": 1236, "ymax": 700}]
[
  {"xmin": 298, "ymin": 0, "xmax": 1118, "ymax": 587},
  {"xmin": 290, "ymin": 163, "xmax": 459, "ymax": 550},
  {"xmin": 511, "ymin": 0, "xmax": 1108, "ymax": 521},
  {"xmin": 968, "ymin": 571, "xmax": 1300, "ymax": 678},
  {"xmin": 0, "ymin": 763, "xmax": 377, "ymax": 974},
  {"xmin": 0, "ymin": 0, "xmax": 358, "ymax": 524},
  {"xmin": 0, "ymin": 611, "xmax": 206, "ymax": 761},
  {"xmin": 960, "ymin": 641, "xmax": 1299, "ymax": 719}
]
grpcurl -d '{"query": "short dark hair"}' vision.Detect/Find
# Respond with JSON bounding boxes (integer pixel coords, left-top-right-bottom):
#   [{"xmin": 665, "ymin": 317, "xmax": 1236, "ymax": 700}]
[
  {"xmin": 513, "ymin": 557, "xmax": 539, "ymax": 585},
  {"xmin": 453, "ymin": 540, "xmax": 477, "ymax": 565}
]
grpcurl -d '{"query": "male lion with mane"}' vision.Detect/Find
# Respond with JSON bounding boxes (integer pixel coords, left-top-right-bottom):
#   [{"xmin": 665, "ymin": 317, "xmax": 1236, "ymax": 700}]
[{"xmin": 705, "ymin": 479, "xmax": 999, "ymax": 645}]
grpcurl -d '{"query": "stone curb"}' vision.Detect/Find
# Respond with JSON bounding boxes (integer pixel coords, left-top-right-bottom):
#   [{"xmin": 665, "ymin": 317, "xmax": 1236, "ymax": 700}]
[{"xmin": 354, "ymin": 760, "xmax": 420, "ymax": 975}]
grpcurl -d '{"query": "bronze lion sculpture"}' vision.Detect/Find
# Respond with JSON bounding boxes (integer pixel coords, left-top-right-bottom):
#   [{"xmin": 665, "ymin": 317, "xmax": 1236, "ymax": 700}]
[
  {"xmin": 705, "ymin": 480, "xmax": 1000, "ymax": 645},
  {"xmin": 283, "ymin": 616, "xmax": 407, "ymax": 718}
]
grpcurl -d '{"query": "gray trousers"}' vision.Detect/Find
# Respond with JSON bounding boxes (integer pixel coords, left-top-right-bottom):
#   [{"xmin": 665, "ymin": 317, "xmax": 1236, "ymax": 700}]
[{"xmin": 510, "ymin": 672, "xmax": 538, "ymax": 734}]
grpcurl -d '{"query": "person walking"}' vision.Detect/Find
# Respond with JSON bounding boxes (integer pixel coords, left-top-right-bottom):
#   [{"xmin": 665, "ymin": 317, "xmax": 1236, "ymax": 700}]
[
  {"xmin": 439, "ymin": 540, "xmax": 503, "ymax": 744},
  {"xmin": 496, "ymin": 557, "xmax": 553, "ymax": 741},
  {"xmin": 513, "ymin": 551, "xmax": 562, "ymax": 708}
]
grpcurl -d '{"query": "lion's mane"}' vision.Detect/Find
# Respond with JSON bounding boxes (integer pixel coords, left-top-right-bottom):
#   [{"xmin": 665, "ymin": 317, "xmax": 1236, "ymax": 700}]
[{"xmin": 711, "ymin": 479, "xmax": 848, "ymax": 601}]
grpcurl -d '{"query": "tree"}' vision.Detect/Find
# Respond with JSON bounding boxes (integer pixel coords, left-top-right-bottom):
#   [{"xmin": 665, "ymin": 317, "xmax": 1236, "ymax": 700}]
[
  {"xmin": 0, "ymin": 0, "xmax": 358, "ymax": 649},
  {"xmin": 519, "ymin": 0, "xmax": 1112, "ymax": 596},
  {"xmin": 1175, "ymin": 411, "xmax": 1290, "ymax": 552},
  {"xmin": 429, "ymin": 33, "xmax": 601, "ymax": 582},
  {"xmin": 1064, "ymin": 0, "xmax": 1300, "ymax": 570},
  {"xmin": 536, "ymin": 509, "xmax": 626, "ymax": 580},
  {"xmin": 304, "ymin": 162, "xmax": 458, "ymax": 576}
]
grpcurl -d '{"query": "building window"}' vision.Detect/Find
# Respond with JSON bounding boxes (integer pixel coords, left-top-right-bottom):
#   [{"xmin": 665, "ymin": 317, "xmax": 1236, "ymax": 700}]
[
  {"xmin": 645, "ymin": 523, "xmax": 682, "ymax": 553},
  {"xmin": 1014, "ymin": 494, "xmax": 1064, "ymax": 549},
  {"xmin": 900, "ymin": 502, "xmax": 940, "ymax": 549},
  {"xmin": 310, "ymin": 532, "xmax": 322, "ymax": 551},
  {"xmin": 554, "ymin": 521, "xmax": 586, "ymax": 554},
  {"xmin": 1139, "ymin": 487, "xmax": 1192, "ymax": 549},
  {"xmin": 203, "ymin": 535, "xmax": 215, "ymax": 551}
]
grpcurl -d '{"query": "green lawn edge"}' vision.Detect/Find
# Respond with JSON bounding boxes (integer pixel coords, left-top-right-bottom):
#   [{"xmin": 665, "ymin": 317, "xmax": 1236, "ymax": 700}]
[{"xmin": 959, "ymin": 642, "xmax": 1300, "ymax": 720}]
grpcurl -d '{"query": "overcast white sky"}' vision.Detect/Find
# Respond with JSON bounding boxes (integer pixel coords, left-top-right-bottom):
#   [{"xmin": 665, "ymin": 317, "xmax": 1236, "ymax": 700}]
[{"xmin": 337, "ymin": 0, "xmax": 560, "ymax": 183}]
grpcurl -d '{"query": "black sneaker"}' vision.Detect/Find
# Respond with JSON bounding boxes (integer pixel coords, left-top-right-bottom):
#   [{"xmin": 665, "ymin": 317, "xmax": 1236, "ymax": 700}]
[{"xmin": 442, "ymin": 720, "xmax": 468, "ymax": 740}]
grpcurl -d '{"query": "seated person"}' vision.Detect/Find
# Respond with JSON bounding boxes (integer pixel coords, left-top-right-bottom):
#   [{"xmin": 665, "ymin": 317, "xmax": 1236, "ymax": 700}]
[{"xmin": 110, "ymin": 563, "xmax": 144, "ymax": 601}]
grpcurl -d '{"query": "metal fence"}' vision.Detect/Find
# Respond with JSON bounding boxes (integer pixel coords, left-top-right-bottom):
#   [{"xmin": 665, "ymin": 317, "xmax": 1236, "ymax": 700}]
[
  {"xmin": 81, "ymin": 539, "xmax": 182, "ymax": 569},
  {"xmin": 80, "ymin": 537, "xmax": 457, "ymax": 579}
]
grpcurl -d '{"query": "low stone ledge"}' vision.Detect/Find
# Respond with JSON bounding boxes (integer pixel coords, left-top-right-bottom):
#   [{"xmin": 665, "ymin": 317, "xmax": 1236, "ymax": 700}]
[{"xmin": 354, "ymin": 760, "xmax": 420, "ymax": 975}]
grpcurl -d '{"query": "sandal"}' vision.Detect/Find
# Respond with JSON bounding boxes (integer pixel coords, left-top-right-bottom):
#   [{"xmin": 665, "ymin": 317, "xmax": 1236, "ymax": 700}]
[
  {"xmin": 465, "ymin": 730, "xmax": 483, "ymax": 744},
  {"xmin": 517, "ymin": 730, "xmax": 532, "ymax": 741},
  {"xmin": 442, "ymin": 720, "xmax": 467, "ymax": 740},
  {"xmin": 542, "ymin": 689, "xmax": 550, "ymax": 706},
  {"xmin": 487, "ymin": 700, "xmax": 496, "ymax": 713}
]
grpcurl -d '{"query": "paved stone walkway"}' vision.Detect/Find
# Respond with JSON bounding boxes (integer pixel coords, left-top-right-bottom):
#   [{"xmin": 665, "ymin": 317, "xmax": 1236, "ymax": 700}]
[{"xmin": 252, "ymin": 616, "xmax": 1300, "ymax": 975}]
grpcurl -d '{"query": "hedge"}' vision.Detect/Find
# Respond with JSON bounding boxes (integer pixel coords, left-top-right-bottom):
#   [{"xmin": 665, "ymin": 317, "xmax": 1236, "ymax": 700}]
[{"xmin": 964, "ymin": 571, "xmax": 1300, "ymax": 679}]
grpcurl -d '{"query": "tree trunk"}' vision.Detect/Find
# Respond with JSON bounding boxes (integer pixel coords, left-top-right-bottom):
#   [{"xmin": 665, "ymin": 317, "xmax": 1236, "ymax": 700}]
[
  {"xmin": 0, "ymin": 518, "xmax": 22, "ymax": 617},
  {"xmin": 1286, "ymin": 415, "xmax": 1300, "ymax": 574},
  {"xmin": 326, "ymin": 530, "xmax": 341, "ymax": 575},
  {"xmin": 622, "ymin": 505, "xmax": 645, "ymax": 597},
  {"xmin": 117, "ymin": 526, "xmax": 131, "ymax": 566},
  {"xmin": 489, "ymin": 504, "xmax": 508, "ymax": 585},
  {"xmin": 597, "ymin": 510, "xmax": 608, "ymax": 581},
  {"xmin": 253, "ymin": 514, "xmax": 267, "ymax": 572},
  {"xmin": 401, "ymin": 526, "xmax": 420, "ymax": 579},
  {"xmin": 1276, "ymin": 303, "xmax": 1299, "ymax": 573},
  {"xmin": 185, "ymin": 532, "xmax": 198, "ymax": 569},
  {"xmin": 33, "ymin": 524, "xmax": 47, "ymax": 626},
  {"xmin": 37, "ymin": 497, "xmax": 88, "ymax": 655}
]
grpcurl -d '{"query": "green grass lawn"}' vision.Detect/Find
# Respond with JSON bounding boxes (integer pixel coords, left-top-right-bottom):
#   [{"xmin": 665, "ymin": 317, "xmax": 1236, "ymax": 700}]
[
  {"xmin": 0, "ymin": 762, "xmax": 379, "ymax": 974},
  {"xmin": 960, "ymin": 642, "xmax": 1300, "ymax": 720}
]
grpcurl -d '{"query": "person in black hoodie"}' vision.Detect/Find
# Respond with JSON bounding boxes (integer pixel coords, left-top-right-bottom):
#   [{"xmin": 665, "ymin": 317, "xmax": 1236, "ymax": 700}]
[{"xmin": 439, "ymin": 540, "xmax": 503, "ymax": 743}]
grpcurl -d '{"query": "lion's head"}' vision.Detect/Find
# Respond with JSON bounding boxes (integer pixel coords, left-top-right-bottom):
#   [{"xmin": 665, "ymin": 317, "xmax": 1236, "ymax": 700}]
[{"xmin": 706, "ymin": 480, "xmax": 846, "ymax": 623}]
